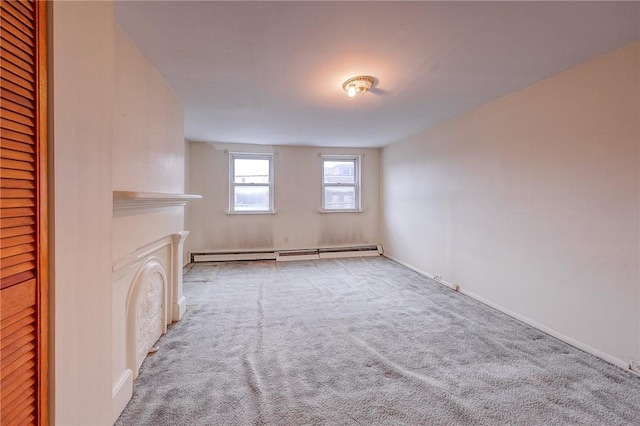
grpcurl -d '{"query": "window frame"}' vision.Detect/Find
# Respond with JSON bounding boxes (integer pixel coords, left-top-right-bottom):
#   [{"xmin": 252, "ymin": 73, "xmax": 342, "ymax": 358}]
[
  {"xmin": 229, "ymin": 152, "xmax": 275, "ymax": 214},
  {"xmin": 321, "ymin": 154, "xmax": 362, "ymax": 213}
]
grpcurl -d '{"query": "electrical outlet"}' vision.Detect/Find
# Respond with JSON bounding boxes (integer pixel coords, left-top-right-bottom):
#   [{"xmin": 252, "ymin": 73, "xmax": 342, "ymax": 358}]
[{"xmin": 630, "ymin": 359, "xmax": 640, "ymax": 374}]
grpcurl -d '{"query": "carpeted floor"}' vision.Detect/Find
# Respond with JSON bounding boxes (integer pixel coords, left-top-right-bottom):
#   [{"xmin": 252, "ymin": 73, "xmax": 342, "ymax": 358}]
[{"xmin": 116, "ymin": 257, "xmax": 640, "ymax": 425}]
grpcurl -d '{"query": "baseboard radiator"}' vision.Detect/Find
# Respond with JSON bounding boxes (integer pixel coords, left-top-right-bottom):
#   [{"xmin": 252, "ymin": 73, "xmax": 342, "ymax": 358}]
[{"xmin": 191, "ymin": 245, "xmax": 383, "ymax": 263}]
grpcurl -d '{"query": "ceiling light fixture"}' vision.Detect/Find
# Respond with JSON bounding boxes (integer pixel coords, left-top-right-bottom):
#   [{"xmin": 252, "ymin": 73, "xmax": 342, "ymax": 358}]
[{"xmin": 342, "ymin": 75, "xmax": 375, "ymax": 98}]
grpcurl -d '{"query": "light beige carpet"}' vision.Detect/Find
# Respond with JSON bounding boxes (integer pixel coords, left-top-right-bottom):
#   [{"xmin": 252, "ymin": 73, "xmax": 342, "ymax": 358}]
[{"xmin": 116, "ymin": 257, "xmax": 640, "ymax": 425}]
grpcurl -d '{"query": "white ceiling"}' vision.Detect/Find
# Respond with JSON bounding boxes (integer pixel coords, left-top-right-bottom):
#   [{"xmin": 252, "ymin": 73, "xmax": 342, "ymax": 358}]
[{"xmin": 115, "ymin": 1, "xmax": 639, "ymax": 148}]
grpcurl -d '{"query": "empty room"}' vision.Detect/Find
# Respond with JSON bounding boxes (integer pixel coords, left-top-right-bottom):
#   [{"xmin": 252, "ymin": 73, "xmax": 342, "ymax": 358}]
[{"xmin": 1, "ymin": 0, "xmax": 639, "ymax": 425}]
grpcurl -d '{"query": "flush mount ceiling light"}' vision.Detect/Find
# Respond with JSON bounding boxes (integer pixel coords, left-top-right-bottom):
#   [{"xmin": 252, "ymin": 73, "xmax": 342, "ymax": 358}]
[{"xmin": 342, "ymin": 75, "xmax": 375, "ymax": 98}]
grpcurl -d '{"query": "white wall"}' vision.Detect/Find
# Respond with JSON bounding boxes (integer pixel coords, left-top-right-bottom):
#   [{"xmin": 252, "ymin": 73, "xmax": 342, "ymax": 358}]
[
  {"xmin": 112, "ymin": 26, "xmax": 184, "ymax": 195},
  {"xmin": 52, "ymin": 4, "xmax": 187, "ymax": 424},
  {"xmin": 52, "ymin": 2, "xmax": 114, "ymax": 424},
  {"xmin": 381, "ymin": 42, "xmax": 640, "ymax": 366},
  {"xmin": 187, "ymin": 143, "xmax": 380, "ymax": 255},
  {"xmin": 112, "ymin": 25, "xmax": 186, "ymax": 261}
]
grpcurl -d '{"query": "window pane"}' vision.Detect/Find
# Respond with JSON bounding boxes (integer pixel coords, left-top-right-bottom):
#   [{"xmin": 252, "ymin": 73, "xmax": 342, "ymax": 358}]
[
  {"xmin": 324, "ymin": 186, "xmax": 356, "ymax": 210},
  {"xmin": 234, "ymin": 186, "xmax": 270, "ymax": 211},
  {"xmin": 324, "ymin": 160, "xmax": 355, "ymax": 184},
  {"xmin": 234, "ymin": 158, "xmax": 270, "ymax": 184}
]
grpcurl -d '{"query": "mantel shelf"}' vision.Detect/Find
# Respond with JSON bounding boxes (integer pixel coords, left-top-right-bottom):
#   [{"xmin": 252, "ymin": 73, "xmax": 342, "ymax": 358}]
[{"xmin": 113, "ymin": 191, "xmax": 202, "ymax": 214}]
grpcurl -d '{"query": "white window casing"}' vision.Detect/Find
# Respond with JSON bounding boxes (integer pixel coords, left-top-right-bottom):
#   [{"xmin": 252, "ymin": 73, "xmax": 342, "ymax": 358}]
[
  {"xmin": 229, "ymin": 152, "xmax": 275, "ymax": 214},
  {"xmin": 321, "ymin": 155, "xmax": 362, "ymax": 212}
]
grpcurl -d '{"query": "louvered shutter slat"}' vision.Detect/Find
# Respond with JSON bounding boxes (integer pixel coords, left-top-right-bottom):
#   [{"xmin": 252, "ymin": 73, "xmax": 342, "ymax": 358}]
[
  {"xmin": 0, "ymin": 242, "xmax": 34, "ymax": 258},
  {"xmin": 0, "ymin": 8, "xmax": 31, "ymax": 38},
  {"xmin": 0, "ymin": 198, "xmax": 35, "ymax": 208},
  {"xmin": 0, "ymin": 141, "xmax": 35, "ymax": 155},
  {"xmin": 1, "ymin": 125, "xmax": 35, "ymax": 143},
  {"xmin": 0, "ymin": 49, "xmax": 34, "ymax": 80},
  {"xmin": 2, "ymin": 250, "xmax": 35, "ymax": 267},
  {"xmin": 0, "ymin": 188, "xmax": 35, "ymax": 198},
  {"xmin": 1, "ymin": 108, "xmax": 35, "ymax": 127},
  {"xmin": 0, "ymin": 2, "xmax": 33, "ymax": 30},
  {"xmin": 2, "ymin": 97, "xmax": 36, "ymax": 117},
  {"xmin": 1, "ymin": 17, "xmax": 34, "ymax": 47},
  {"xmin": 0, "ymin": 179, "xmax": 35, "ymax": 190},
  {"xmin": 0, "ymin": 269, "xmax": 35, "ymax": 290}
]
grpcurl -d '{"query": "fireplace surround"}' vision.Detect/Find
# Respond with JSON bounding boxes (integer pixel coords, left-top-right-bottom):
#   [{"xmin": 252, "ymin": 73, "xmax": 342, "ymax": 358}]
[{"xmin": 111, "ymin": 191, "xmax": 199, "ymax": 421}]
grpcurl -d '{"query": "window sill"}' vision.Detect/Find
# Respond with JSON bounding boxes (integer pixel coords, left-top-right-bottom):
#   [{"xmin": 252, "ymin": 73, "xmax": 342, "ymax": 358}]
[
  {"xmin": 319, "ymin": 209, "xmax": 363, "ymax": 214},
  {"xmin": 227, "ymin": 210, "xmax": 276, "ymax": 215}
]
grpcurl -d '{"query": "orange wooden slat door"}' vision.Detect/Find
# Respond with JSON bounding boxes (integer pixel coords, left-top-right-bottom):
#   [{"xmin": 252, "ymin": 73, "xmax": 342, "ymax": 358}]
[{"xmin": 0, "ymin": 0, "xmax": 47, "ymax": 424}]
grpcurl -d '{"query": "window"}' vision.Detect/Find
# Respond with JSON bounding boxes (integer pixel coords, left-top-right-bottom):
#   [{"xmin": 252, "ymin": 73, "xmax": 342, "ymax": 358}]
[
  {"xmin": 229, "ymin": 153, "xmax": 274, "ymax": 213},
  {"xmin": 322, "ymin": 155, "xmax": 361, "ymax": 212}
]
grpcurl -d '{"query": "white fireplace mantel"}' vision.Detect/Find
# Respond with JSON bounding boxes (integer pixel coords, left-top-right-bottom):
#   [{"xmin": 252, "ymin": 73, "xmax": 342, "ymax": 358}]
[{"xmin": 113, "ymin": 191, "xmax": 202, "ymax": 215}]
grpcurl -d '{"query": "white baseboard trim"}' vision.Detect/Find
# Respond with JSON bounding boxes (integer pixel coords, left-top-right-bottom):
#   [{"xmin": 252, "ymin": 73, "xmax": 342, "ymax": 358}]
[
  {"xmin": 112, "ymin": 369, "xmax": 133, "ymax": 423},
  {"xmin": 192, "ymin": 245, "xmax": 382, "ymax": 263},
  {"xmin": 173, "ymin": 296, "xmax": 187, "ymax": 322},
  {"xmin": 383, "ymin": 254, "xmax": 629, "ymax": 371},
  {"xmin": 194, "ymin": 251, "xmax": 277, "ymax": 262},
  {"xmin": 276, "ymin": 253, "xmax": 320, "ymax": 261},
  {"xmin": 319, "ymin": 250, "xmax": 380, "ymax": 259},
  {"xmin": 385, "ymin": 255, "xmax": 457, "ymax": 290}
]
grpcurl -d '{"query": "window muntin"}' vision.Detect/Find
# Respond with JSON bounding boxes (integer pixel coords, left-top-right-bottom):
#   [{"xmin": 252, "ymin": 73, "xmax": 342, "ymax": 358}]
[
  {"xmin": 230, "ymin": 153, "xmax": 274, "ymax": 213},
  {"xmin": 322, "ymin": 155, "xmax": 361, "ymax": 211}
]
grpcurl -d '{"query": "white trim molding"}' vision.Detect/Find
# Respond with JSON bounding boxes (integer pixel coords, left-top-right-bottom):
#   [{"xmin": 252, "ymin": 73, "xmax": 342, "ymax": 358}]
[
  {"xmin": 321, "ymin": 154, "xmax": 362, "ymax": 212},
  {"xmin": 112, "ymin": 369, "xmax": 133, "ymax": 423},
  {"xmin": 113, "ymin": 191, "xmax": 201, "ymax": 216},
  {"xmin": 171, "ymin": 232, "xmax": 190, "ymax": 321},
  {"xmin": 228, "ymin": 152, "xmax": 275, "ymax": 214}
]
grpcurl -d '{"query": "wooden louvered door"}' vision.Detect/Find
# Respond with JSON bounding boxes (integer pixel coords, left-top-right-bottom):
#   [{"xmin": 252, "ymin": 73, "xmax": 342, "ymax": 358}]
[{"xmin": 0, "ymin": 0, "xmax": 48, "ymax": 425}]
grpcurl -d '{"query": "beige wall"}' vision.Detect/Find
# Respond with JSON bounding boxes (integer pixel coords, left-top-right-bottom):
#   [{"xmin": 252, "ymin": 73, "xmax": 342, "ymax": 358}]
[
  {"xmin": 187, "ymin": 143, "xmax": 380, "ymax": 255},
  {"xmin": 112, "ymin": 25, "xmax": 186, "ymax": 261},
  {"xmin": 381, "ymin": 42, "xmax": 640, "ymax": 366},
  {"xmin": 113, "ymin": 26, "xmax": 184, "ymax": 195},
  {"xmin": 52, "ymin": 4, "xmax": 187, "ymax": 425},
  {"xmin": 52, "ymin": 1, "xmax": 114, "ymax": 424}
]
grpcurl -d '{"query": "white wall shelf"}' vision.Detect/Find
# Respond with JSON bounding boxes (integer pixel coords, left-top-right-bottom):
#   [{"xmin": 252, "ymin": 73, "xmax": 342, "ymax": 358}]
[{"xmin": 113, "ymin": 191, "xmax": 202, "ymax": 215}]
